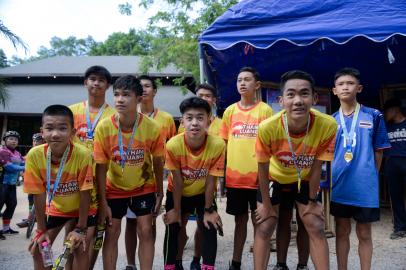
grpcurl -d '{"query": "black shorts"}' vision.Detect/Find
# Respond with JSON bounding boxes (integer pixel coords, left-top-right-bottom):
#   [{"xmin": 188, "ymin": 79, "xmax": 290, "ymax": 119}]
[
  {"xmin": 165, "ymin": 191, "xmax": 212, "ymax": 218},
  {"xmin": 107, "ymin": 193, "xmax": 155, "ymax": 219},
  {"xmin": 330, "ymin": 201, "xmax": 380, "ymax": 223},
  {"xmin": 257, "ymin": 181, "xmax": 312, "ymax": 207},
  {"xmin": 226, "ymin": 187, "xmax": 257, "ymax": 215},
  {"xmin": 46, "ymin": 215, "xmax": 97, "ymax": 230}
]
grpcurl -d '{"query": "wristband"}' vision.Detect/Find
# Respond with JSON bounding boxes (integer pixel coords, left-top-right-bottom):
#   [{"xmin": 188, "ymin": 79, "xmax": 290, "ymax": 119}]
[
  {"xmin": 74, "ymin": 227, "xmax": 87, "ymax": 235},
  {"xmin": 33, "ymin": 229, "xmax": 45, "ymax": 242},
  {"xmin": 204, "ymin": 205, "xmax": 216, "ymax": 214}
]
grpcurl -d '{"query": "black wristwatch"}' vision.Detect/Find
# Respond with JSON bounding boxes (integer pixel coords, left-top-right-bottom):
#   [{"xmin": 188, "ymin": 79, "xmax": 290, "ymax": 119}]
[
  {"xmin": 308, "ymin": 197, "xmax": 317, "ymax": 203},
  {"xmin": 204, "ymin": 205, "xmax": 216, "ymax": 214}
]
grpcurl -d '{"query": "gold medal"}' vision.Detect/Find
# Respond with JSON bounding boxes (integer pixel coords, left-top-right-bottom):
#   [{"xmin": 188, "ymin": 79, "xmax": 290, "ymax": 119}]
[{"xmin": 344, "ymin": 151, "xmax": 353, "ymax": 162}]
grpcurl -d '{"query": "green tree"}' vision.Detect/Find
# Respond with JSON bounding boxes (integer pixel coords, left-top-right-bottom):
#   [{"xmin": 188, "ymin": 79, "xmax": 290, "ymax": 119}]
[
  {"xmin": 0, "ymin": 49, "xmax": 8, "ymax": 68},
  {"xmin": 36, "ymin": 35, "xmax": 97, "ymax": 59},
  {"xmin": 89, "ymin": 29, "xmax": 152, "ymax": 56},
  {"xmin": 135, "ymin": 0, "xmax": 238, "ymax": 82}
]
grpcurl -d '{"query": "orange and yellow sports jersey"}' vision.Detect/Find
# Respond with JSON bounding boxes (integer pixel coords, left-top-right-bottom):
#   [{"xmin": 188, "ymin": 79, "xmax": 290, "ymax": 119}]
[
  {"xmin": 165, "ymin": 133, "xmax": 225, "ymax": 197},
  {"xmin": 220, "ymin": 101, "xmax": 273, "ymax": 189},
  {"xmin": 147, "ymin": 108, "xmax": 176, "ymax": 141},
  {"xmin": 23, "ymin": 143, "xmax": 94, "ymax": 217},
  {"xmin": 178, "ymin": 117, "xmax": 222, "ymax": 137},
  {"xmin": 256, "ymin": 109, "xmax": 337, "ymax": 184},
  {"xmin": 69, "ymin": 101, "xmax": 116, "ymax": 151},
  {"xmin": 94, "ymin": 113, "xmax": 165, "ymax": 199}
]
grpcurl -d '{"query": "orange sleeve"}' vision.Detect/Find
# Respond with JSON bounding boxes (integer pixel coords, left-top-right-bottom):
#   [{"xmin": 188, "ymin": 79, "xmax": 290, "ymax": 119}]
[
  {"xmin": 77, "ymin": 152, "xmax": 94, "ymax": 191},
  {"xmin": 316, "ymin": 127, "xmax": 337, "ymax": 161},
  {"xmin": 219, "ymin": 110, "xmax": 230, "ymax": 141},
  {"xmin": 256, "ymin": 123, "xmax": 272, "ymax": 163},
  {"xmin": 164, "ymin": 144, "xmax": 180, "ymax": 171},
  {"xmin": 93, "ymin": 125, "xmax": 109, "ymax": 164},
  {"xmin": 23, "ymin": 149, "xmax": 45, "ymax": 194},
  {"xmin": 209, "ymin": 145, "xmax": 226, "ymax": 177},
  {"xmin": 151, "ymin": 127, "xmax": 165, "ymax": 157}
]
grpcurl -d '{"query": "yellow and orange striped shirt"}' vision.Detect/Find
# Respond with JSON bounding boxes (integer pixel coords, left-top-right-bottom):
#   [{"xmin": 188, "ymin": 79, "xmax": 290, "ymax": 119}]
[
  {"xmin": 165, "ymin": 133, "xmax": 225, "ymax": 197},
  {"xmin": 220, "ymin": 101, "xmax": 273, "ymax": 189},
  {"xmin": 147, "ymin": 108, "xmax": 176, "ymax": 141},
  {"xmin": 23, "ymin": 143, "xmax": 94, "ymax": 217}
]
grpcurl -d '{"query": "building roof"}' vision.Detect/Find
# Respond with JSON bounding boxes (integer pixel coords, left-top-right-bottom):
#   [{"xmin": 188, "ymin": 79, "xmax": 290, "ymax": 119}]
[{"xmin": 0, "ymin": 56, "xmax": 189, "ymax": 77}]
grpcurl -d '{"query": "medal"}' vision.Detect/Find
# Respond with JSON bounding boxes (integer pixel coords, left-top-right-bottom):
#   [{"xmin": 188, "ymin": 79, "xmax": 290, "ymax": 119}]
[
  {"xmin": 344, "ymin": 151, "xmax": 353, "ymax": 162},
  {"xmin": 117, "ymin": 114, "xmax": 138, "ymax": 174},
  {"xmin": 86, "ymin": 101, "xmax": 107, "ymax": 140}
]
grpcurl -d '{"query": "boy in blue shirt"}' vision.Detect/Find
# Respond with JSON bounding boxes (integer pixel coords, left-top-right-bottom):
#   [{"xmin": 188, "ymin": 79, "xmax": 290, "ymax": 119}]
[{"xmin": 331, "ymin": 68, "xmax": 390, "ymax": 270}]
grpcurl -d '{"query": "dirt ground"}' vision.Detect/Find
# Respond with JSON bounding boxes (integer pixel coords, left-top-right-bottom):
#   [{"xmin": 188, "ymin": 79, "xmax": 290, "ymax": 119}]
[{"xmin": 0, "ymin": 185, "xmax": 405, "ymax": 270}]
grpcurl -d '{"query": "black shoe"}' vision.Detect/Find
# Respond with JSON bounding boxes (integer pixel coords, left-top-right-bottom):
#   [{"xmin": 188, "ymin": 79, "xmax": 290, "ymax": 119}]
[
  {"xmin": 0, "ymin": 232, "xmax": 5, "ymax": 240},
  {"xmin": 229, "ymin": 263, "xmax": 241, "ymax": 270},
  {"xmin": 17, "ymin": 220, "xmax": 29, "ymax": 228},
  {"xmin": 190, "ymin": 260, "xmax": 201, "ymax": 270},
  {"xmin": 175, "ymin": 261, "xmax": 184, "ymax": 270},
  {"xmin": 2, "ymin": 228, "xmax": 19, "ymax": 235}
]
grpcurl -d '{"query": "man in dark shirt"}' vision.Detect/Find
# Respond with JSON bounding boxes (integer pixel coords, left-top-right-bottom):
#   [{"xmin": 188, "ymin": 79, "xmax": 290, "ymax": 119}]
[{"xmin": 384, "ymin": 98, "xmax": 406, "ymax": 239}]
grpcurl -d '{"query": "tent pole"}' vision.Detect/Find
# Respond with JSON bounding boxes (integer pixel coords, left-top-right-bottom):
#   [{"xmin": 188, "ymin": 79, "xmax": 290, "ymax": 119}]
[{"xmin": 198, "ymin": 44, "xmax": 205, "ymax": 84}]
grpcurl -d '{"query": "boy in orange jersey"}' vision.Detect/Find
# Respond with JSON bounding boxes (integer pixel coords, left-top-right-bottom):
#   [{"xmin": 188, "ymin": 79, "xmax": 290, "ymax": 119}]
[
  {"xmin": 68, "ymin": 65, "xmax": 116, "ymax": 269},
  {"xmin": 163, "ymin": 97, "xmax": 225, "ymax": 270},
  {"xmin": 94, "ymin": 75, "xmax": 164, "ymax": 270},
  {"xmin": 177, "ymin": 83, "xmax": 222, "ymax": 270},
  {"xmin": 124, "ymin": 74, "xmax": 176, "ymax": 270},
  {"xmin": 254, "ymin": 70, "xmax": 337, "ymax": 270},
  {"xmin": 220, "ymin": 67, "xmax": 273, "ymax": 270},
  {"xmin": 24, "ymin": 105, "xmax": 94, "ymax": 270}
]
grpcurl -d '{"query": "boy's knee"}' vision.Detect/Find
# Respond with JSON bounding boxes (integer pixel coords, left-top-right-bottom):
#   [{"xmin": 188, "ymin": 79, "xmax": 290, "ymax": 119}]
[
  {"xmin": 303, "ymin": 217, "xmax": 325, "ymax": 237},
  {"xmin": 138, "ymin": 225, "xmax": 153, "ymax": 240},
  {"xmin": 256, "ymin": 218, "xmax": 277, "ymax": 238},
  {"xmin": 235, "ymin": 213, "xmax": 249, "ymax": 226},
  {"xmin": 356, "ymin": 225, "xmax": 372, "ymax": 242}
]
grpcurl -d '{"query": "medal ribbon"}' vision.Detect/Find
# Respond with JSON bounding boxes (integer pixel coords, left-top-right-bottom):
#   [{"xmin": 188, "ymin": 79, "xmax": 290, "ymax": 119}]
[
  {"xmin": 117, "ymin": 115, "xmax": 138, "ymax": 172},
  {"xmin": 46, "ymin": 144, "xmax": 70, "ymax": 209},
  {"xmin": 85, "ymin": 101, "xmax": 107, "ymax": 139},
  {"xmin": 339, "ymin": 103, "xmax": 360, "ymax": 156},
  {"xmin": 282, "ymin": 113, "xmax": 310, "ymax": 192}
]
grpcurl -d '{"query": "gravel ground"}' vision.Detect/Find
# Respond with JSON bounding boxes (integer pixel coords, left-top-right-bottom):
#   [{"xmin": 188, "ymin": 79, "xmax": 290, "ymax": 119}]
[{"xmin": 0, "ymin": 185, "xmax": 405, "ymax": 270}]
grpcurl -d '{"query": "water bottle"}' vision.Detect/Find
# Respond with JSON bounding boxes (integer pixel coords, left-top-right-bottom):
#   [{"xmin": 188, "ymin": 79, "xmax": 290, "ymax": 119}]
[
  {"xmin": 93, "ymin": 224, "xmax": 105, "ymax": 250},
  {"xmin": 40, "ymin": 241, "xmax": 54, "ymax": 267},
  {"xmin": 52, "ymin": 241, "xmax": 72, "ymax": 270}
]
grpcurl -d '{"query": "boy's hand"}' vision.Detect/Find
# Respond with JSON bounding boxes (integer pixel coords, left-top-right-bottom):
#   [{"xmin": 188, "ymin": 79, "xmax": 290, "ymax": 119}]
[
  {"xmin": 98, "ymin": 201, "xmax": 112, "ymax": 226},
  {"xmin": 163, "ymin": 209, "xmax": 181, "ymax": 225},
  {"xmin": 255, "ymin": 202, "xmax": 275, "ymax": 224},
  {"xmin": 203, "ymin": 211, "xmax": 222, "ymax": 230},
  {"xmin": 67, "ymin": 230, "xmax": 87, "ymax": 251},
  {"xmin": 153, "ymin": 193, "xmax": 163, "ymax": 217},
  {"xmin": 29, "ymin": 230, "xmax": 50, "ymax": 255}
]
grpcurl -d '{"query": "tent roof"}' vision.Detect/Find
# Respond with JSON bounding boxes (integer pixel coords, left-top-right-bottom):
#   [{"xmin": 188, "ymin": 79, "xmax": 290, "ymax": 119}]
[{"xmin": 200, "ymin": 0, "xmax": 406, "ymax": 49}]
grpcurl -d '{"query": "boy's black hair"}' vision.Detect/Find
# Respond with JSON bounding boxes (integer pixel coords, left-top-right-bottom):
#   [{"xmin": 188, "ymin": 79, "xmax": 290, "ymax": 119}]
[
  {"xmin": 280, "ymin": 70, "xmax": 315, "ymax": 93},
  {"xmin": 139, "ymin": 75, "xmax": 157, "ymax": 90},
  {"xmin": 239, "ymin": 66, "xmax": 261, "ymax": 81},
  {"xmin": 383, "ymin": 98, "xmax": 406, "ymax": 115},
  {"xmin": 179, "ymin": 97, "xmax": 211, "ymax": 115},
  {"xmin": 113, "ymin": 75, "xmax": 143, "ymax": 97},
  {"xmin": 196, "ymin": 83, "xmax": 217, "ymax": 97},
  {"xmin": 334, "ymin": 67, "xmax": 361, "ymax": 83},
  {"xmin": 84, "ymin": 65, "xmax": 112, "ymax": 84},
  {"xmin": 42, "ymin": 105, "xmax": 74, "ymax": 127}
]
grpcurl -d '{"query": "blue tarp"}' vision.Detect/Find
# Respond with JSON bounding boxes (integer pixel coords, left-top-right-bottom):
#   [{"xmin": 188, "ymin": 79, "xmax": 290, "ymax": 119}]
[{"xmin": 199, "ymin": 0, "xmax": 406, "ymax": 111}]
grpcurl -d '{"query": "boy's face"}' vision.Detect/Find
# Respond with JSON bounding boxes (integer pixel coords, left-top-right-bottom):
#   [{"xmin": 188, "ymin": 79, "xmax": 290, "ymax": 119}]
[
  {"xmin": 237, "ymin": 71, "xmax": 260, "ymax": 98},
  {"xmin": 182, "ymin": 108, "xmax": 210, "ymax": 139},
  {"xmin": 113, "ymin": 88, "xmax": 141, "ymax": 115},
  {"xmin": 84, "ymin": 74, "xmax": 110, "ymax": 98},
  {"xmin": 280, "ymin": 79, "xmax": 316, "ymax": 121},
  {"xmin": 384, "ymin": 107, "xmax": 397, "ymax": 122},
  {"xmin": 333, "ymin": 75, "xmax": 362, "ymax": 102},
  {"xmin": 42, "ymin": 115, "xmax": 74, "ymax": 152},
  {"xmin": 140, "ymin": 79, "xmax": 156, "ymax": 103},
  {"xmin": 5, "ymin": 137, "xmax": 18, "ymax": 149},
  {"xmin": 196, "ymin": 88, "xmax": 216, "ymax": 108}
]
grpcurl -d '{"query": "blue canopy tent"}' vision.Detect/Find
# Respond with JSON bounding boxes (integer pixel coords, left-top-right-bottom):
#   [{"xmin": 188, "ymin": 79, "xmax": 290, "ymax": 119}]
[{"xmin": 198, "ymin": 0, "xmax": 406, "ymax": 113}]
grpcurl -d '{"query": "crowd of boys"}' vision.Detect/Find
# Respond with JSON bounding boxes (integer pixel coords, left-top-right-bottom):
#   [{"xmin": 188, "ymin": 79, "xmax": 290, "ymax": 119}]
[{"xmin": 0, "ymin": 64, "xmax": 403, "ymax": 270}]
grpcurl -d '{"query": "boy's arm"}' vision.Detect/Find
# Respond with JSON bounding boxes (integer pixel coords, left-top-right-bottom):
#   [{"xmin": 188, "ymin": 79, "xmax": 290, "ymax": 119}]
[
  {"xmin": 34, "ymin": 193, "xmax": 47, "ymax": 233},
  {"xmin": 374, "ymin": 149, "xmax": 384, "ymax": 171},
  {"xmin": 203, "ymin": 175, "xmax": 222, "ymax": 230},
  {"xmin": 77, "ymin": 190, "xmax": 90, "ymax": 229},
  {"xmin": 96, "ymin": 163, "xmax": 111, "ymax": 225},
  {"xmin": 255, "ymin": 161, "xmax": 273, "ymax": 224},
  {"xmin": 308, "ymin": 159, "xmax": 323, "ymax": 199},
  {"xmin": 164, "ymin": 169, "xmax": 182, "ymax": 225},
  {"xmin": 152, "ymin": 156, "xmax": 164, "ymax": 215},
  {"xmin": 204, "ymin": 175, "xmax": 216, "ymax": 209},
  {"xmin": 4, "ymin": 163, "xmax": 25, "ymax": 172}
]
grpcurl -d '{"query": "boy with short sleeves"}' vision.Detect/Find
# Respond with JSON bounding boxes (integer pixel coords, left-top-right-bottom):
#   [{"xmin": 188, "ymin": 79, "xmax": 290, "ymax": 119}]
[
  {"xmin": 254, "ymin": 70, "xmax": 337, "ymax": 270},
  {"xmin": 24, "ymin": 105, "xmax": 94, "ymax": 270},
  {"xmin": 94, "ymin": 75, "xmax": 164, "ymax": 270},
  {"xmin": 163, "ymin": 97, "xmax": 225, "ymax": 270},
  {"xmin": 331, "ymin": 68, "xmax": 390, "ymax": 270},
  {"xmin": 220, "ymin": 67, "xmax": 273, "ymax": 270}
]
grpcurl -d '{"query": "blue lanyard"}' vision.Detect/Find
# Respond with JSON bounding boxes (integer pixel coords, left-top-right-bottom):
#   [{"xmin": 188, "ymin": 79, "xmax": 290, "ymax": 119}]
[
  {"xmin": 46, "ymin": 144, "xmax": 70, "ymax": 209},
  {"xmin": 117, "ymin": 115, "xmax": 138, "ymax": 173},
  {"xmin": 282, "ymin": 113, "xmax": 310, "ymax": 192},
  {"xmin": 339, "ymin": 103, "xmax": 360, "ymax": 153},
  {"xmin": 148, "ymin": 108, "xmax": 155, "ymax": 118},
  {"xmin": 85, "ymin": 101, "xmax": 107, "ymax": 139}
]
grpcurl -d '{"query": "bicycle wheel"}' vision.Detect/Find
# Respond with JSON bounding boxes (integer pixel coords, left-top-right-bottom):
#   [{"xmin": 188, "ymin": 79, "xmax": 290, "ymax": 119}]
[{"xmin": 26, "ymin": 208, "xmax": 36, "ymax": 239}]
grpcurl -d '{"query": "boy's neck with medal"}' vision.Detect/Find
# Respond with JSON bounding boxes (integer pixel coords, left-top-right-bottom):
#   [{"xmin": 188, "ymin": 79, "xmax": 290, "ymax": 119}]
[
  {"xmin": 140, "ymin": 101, "xmax": 155, "ymax": 117},
  {"xmin": 286, "ymin": 113, "xmax": 310, "ymax": 135},
  {"xmin": 239, "ymin": 94, "xmax": 257, "ymax": 109},
  {"xmin": 339, "ymin": 98, "xmax": 359, "ymax": 163},
  {"xmin": 88, "ymin": 94, "xmax": 106, "ymax": 112},
  {"xmin": 340, "ymin": 99, "xmax": 358, "ymax": 116},
  {"xmin": 49, "ymin": 141, "xmax": 70, "ymax": 164}
]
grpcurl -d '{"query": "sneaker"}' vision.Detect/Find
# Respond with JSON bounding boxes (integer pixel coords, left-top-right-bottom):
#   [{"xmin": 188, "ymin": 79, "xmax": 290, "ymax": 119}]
[
  {"xmin": 17, "ymin": 219, "xmax": 30, "ymax": 228},
  {"xmin": 2, "ymin": 228, "xmax": 19, "ymax": 235},
  {"xmin": 296, "ymin": 265, "xmax": 309, "ymax": 270},
  {"xmin": 175, "ymin": 261, "xmax": 184, "ymax": 270},
  {"xmin": 124, "ymin": 266, "xmax": 137, "ymax": 270},
  {"xmin": 0, "ymin": 231, "xmax": 5, "ymax": 240},
  {"xmin": 190, "ymin": 260, "xmax": 201, "ymax": 270},
  {"xmin": 229, "ymin": 263, "xmax": 240, "ymax": 270},
  {"xmin": 390, "ymin": 230, "xmax": 406, "ymax": 240},
  {"xmin": 273, "ymin": 263, "xmax": 289, "ymax": 270}
]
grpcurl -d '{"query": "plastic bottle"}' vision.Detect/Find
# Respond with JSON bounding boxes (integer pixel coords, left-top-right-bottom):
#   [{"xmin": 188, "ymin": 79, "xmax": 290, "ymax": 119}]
[
  {"xmin": 40, "ymin": 241, "xmax": 54, "ymax": 267},
  {"xmin": 52, "ymin": 241, "xmax": 72, "ymax": 270},
  {"xmin": 93, "ymin": 224, "xmax": 105, "ymax": 250}
]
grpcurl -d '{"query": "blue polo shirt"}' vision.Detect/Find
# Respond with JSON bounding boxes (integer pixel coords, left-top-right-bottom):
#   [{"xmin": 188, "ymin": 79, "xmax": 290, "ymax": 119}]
[{"xmin": 332, "ymin": 105, "xmax": 390, "ymax": 208}]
